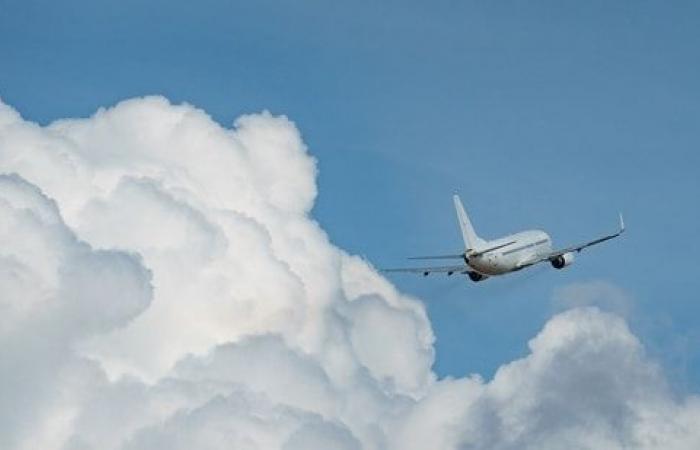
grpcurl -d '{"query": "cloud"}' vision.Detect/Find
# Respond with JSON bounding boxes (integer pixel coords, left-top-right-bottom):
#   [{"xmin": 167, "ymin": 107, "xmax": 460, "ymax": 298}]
[
  {"xmin": 552, "ymin": 280, "xmax": 634, "ymax": 317},
  {"xmin": 392, "ymin": 308, "xmax": 700, "ymax": 450},
  {"xmin": 1, "ymin": 96, "xmax": 699, "ymax": 449},
  {"xmin": 0, "ymin": 173, "xmax": 152, "ymax": 449}
]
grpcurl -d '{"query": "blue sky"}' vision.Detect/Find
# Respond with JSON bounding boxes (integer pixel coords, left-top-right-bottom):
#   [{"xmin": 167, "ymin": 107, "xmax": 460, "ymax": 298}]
[{"xmin": 2, "ymin": 0, "xmax": 699, "ymax": 389}]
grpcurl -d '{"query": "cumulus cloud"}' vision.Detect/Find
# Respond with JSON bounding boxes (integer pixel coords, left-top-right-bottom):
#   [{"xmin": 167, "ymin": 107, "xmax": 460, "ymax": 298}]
[
  {"xmin": 552, "ymin": 280, "xmax": 634, "ymax": 317},
  {"xmin": 0, "ymin": 173, "xmax": 152, "ymax": 449},
  {"xmin": 1, "ymin": 96, "xmax": 699, "ymax": 449}
]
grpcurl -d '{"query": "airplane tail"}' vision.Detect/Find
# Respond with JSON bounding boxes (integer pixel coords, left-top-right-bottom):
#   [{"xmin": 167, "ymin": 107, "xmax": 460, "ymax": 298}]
[{"xmin": 453, "ymin": 194, "xmax": 486, "ymax": 251}]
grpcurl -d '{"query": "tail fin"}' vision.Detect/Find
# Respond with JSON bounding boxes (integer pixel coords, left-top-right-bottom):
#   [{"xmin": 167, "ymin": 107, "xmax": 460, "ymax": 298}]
[{"xmin": 453, "ymin": 194, "xmax": 485, "ymax": 251}]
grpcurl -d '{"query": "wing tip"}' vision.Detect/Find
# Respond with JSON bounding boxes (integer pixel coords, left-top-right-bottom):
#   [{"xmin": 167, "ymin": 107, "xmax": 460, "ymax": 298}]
[{"xmin": 618, "ymin": 212, "xmax": 625, "ymax": 233}]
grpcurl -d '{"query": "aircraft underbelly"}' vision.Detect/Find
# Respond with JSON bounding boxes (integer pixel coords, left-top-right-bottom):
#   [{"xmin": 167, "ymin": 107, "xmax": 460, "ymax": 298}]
[{"xmin": 469, "ymin": 257, "xmax": 513, "ymax": 276}]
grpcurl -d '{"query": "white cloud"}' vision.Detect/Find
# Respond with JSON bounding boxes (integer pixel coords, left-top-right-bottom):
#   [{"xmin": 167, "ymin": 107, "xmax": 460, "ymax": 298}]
[
  {"xmin": 391, "ymin": 308, "xmax": 700, "ymax": 450},
  {"xmin": 1, "ymin": 96, "xmax": 699, "ymax": 449},
  {"xmin": 552, "ymin": 280, "xmax": 634, "ymax": 317},
  {"xmin": 0, "ymin": 173, "xmax": 152, "ymax": 449}
]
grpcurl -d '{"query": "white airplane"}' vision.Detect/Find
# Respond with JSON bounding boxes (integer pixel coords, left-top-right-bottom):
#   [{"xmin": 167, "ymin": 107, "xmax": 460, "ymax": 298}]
[{"xmin": 383, "ymin": 194, "xmax": 625, "ymax": 282}]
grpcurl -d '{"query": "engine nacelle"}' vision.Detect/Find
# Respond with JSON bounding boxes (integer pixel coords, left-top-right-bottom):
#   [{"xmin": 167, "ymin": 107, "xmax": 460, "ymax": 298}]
[
  {"xmin": 467, "ymin": 271, "xmax": 489, "ymax": 282},
  {"xmin": 551, "ymin": 252, "xmax": 575, "ymax": 269}
]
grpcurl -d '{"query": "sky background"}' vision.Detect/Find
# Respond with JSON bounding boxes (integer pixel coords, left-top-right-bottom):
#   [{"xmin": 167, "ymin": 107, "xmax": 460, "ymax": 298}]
[{"xmin": 2, "ymin": 0, "xmax": 699, "ymax": 390}]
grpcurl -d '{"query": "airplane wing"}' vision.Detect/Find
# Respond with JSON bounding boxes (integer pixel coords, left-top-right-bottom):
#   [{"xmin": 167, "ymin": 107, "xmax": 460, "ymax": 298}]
[
  {"xmin": 382, "ymin": 264, "xmax": 470, "ymax": 276},
  {"xmin": 517, "ymin": 213, "xmax": 625, "ymax": 269}
]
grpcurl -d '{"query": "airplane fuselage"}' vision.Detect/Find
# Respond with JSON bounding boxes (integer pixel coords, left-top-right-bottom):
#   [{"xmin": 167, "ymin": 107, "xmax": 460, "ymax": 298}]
[
  {"xmin": 382, "ymin": 194, "xmax": 623, "ymax": 282},
  {"xmin": 467, "ymin": 230, "xmax": 552, "ymax": 276}
]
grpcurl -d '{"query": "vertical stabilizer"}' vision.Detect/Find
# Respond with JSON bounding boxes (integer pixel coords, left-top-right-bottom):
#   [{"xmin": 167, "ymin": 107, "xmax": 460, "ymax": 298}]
[{"xmin": 453, "ymin": 194, "xmax": 485, "ymax": 251}]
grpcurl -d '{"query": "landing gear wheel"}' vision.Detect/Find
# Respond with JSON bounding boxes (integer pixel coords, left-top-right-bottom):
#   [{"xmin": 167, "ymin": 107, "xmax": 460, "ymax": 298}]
[{"xmin": 468, "ymin": 271, "xmax": 484, "ymax": 282}]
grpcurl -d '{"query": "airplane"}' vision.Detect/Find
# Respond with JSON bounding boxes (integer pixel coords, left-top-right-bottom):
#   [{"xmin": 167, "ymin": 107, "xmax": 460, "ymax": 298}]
[{"xmin": 383, "ymin": 194, "xmax": 625, "ymax": 282}]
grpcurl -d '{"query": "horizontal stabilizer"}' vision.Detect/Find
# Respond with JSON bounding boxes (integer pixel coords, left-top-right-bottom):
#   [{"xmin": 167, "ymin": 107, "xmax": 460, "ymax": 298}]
[
  {"xmin": 382, "ymin": 264, "xmax": 469, "ymax": 275},
  {"xmin": 468, "ymin": 240, "xmax": 516, "ymax": 257},
  {"xmin": 408, "ymin": 253, "xmax": 464, "ymax": 260}
]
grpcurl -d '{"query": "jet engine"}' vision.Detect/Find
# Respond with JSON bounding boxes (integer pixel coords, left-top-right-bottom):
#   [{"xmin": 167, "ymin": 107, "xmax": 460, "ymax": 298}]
[
  {"xmin": 467, "ymin": 271, "xmax": 489, "ymax": 282},
  {"xmin": 551, "ymin": 252, "xmax": 575, "ymax": 269}
]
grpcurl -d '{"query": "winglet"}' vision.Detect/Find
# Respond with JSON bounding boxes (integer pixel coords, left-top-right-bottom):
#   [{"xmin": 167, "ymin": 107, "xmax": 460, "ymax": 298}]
[{"xmin": 618, "ymin": 213, "xmax": 625, "ymax": 233}]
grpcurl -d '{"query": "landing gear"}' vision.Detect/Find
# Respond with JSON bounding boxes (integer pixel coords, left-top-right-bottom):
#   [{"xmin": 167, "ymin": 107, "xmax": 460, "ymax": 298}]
[{"xmin": 467, "ymin": 271, "xmax": 485, "ymax": 282}]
